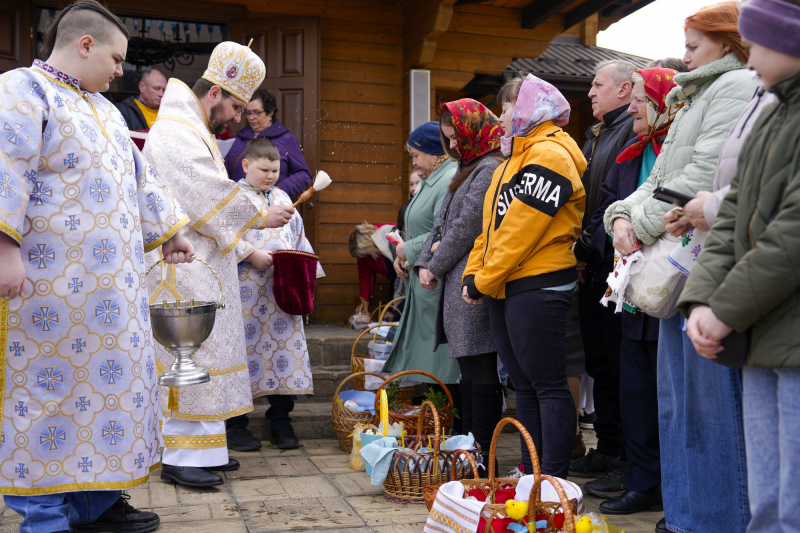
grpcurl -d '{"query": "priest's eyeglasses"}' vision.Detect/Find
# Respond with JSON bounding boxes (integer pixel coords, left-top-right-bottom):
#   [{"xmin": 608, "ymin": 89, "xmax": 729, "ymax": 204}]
[{"xmin": 224, "ymin": 94, "xmax": 244, "ymax": 117}]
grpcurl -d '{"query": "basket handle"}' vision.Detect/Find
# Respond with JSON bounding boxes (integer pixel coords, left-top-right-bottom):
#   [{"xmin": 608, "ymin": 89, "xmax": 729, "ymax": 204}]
[
  {"xmin": 331, "ymin": 371, "xmax": 386, "ymax": 418},
  {"xmin": 374, "ymin": 370, "xmax": 453, "ymax": 411},
  {"xmin": 527, "ymin": 475, "xmax": 576, "ymax": 533},
  {"xmin": 351, "ymin": 324, "xmax": 394, "ymax": 362},
  {"xmin": 448, "ymin": 449, "xmax": 480, "ymax": 482},
  {"xmin": 145, "ymin": 257, "xmax": 223, "ymax": 309},
  {"xmin": 378, "ymin": 296, "xmax": 405, "ymax": 322},
  {"xmin": 487, "ymin": 417, "xmax": 541, "ymax": 480},
  {"xmin": 418, "ymin": 400, "xmax": 441, "ymax": 476},
  {"xmin": 370, "ymin": 305, "xmax": 401, "ymax": 323}
]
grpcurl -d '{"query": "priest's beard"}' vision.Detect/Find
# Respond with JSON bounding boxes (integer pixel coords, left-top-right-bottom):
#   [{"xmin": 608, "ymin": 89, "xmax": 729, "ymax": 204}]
[{"xmin": 209, "ymin": 103, "xmax": 231, "ymax": 135}]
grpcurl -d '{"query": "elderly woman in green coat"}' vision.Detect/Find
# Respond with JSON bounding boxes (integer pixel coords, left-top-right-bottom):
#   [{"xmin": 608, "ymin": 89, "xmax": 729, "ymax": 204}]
[{"xmin": 384, "ymin": 122, "xmax": 461, "ymax": 398}]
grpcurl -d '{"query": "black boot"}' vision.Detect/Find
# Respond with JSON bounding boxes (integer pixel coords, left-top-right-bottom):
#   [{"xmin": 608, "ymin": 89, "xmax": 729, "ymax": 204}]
[
  {"xmin": 270, "ymin": 424, "xmax": 300, "ymax": 449},
  {"xmin": 161, "ymin": 464, "xmax": 223, "ymax": 487},
  {"xmin": 471, "ymin": 384, "xmax": 504, "ymax": 478},
  {"xmin": 69, "ymin": 494, "xmax": 159, "ymax": 533}
]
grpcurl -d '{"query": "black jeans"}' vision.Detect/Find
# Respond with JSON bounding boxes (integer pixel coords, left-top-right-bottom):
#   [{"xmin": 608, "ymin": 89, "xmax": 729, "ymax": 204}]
[
  {"xmin": 488, "ymin": 289, "xmax": 576, "ymax": 479},
  {"xmin": 620, "ymin": 336, "xmax": 661, "ymax": 492},
  {"xmin": 578, "ymin": 277, "xmax": 624, "ymax": 458},
  {"xmin": 226, "ymin": 395, "xmax": 294, "ymax": 430}
]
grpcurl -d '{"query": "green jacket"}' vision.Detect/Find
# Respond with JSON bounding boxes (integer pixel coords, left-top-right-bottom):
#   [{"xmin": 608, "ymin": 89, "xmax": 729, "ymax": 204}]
[
  {"xmin": 678, "ymin": 70, "xmax": 800, "ymax": 368},
  {"xmin": 383, "ymin": 159, "xmax": 460, "ymax": 384}
]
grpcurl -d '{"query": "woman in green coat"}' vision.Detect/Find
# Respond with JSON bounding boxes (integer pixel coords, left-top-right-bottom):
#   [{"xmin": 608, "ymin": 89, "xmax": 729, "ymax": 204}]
[{"xmin": 384, "ymin": 122, "xmax": 461, "ymax": 391}]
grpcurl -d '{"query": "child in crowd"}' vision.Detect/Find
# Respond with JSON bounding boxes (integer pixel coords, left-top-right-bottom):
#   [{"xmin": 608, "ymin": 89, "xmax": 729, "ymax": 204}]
[
  {"xmin": 679, "ymin": 0, "xmax": 800, "ymax": 529},
  {"xmin": 226, "ymin": 138, "xmax": 324, "ymax": 450}
]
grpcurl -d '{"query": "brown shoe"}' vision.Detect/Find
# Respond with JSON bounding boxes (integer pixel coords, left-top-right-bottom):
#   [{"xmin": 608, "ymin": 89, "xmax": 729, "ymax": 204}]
[{"xmin": 572, "ymin": 431, "xmax": 587, "ymax": 460}]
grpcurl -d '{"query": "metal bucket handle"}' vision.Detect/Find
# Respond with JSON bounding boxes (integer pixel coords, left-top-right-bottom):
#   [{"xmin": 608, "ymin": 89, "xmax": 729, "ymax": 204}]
[{"xmin": 145, "ymin": 257, "xmax": 224, "ymax": 309}]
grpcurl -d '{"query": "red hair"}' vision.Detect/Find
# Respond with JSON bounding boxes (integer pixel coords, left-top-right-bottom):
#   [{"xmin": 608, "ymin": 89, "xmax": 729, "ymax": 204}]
[{"xmin": 685, "ymin": 1, "xmax": 748, "ymax": 63}]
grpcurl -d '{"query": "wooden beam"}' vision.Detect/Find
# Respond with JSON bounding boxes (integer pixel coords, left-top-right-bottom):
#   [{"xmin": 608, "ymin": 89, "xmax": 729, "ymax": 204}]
[
  {"xmin": 404, "ymin": 0, "xmax": 458, "ymax": 69},
  {"xmin": 601, "ymin": 0, "xmax": 632, "ymax": 17},
  {"xmin": 453, "ymin": 0, "xmax": 489, "ymax": 5},
  {"xmin": 521, "ymin": 0, "xmax": 574, "ymax": 30},
  {"xmin": 565, "ymin": 0, "xmax": 618, "ymax": 29}
]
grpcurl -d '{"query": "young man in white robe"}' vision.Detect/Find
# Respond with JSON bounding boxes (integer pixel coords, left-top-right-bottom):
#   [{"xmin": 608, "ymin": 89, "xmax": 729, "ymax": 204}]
[
  {"xmin": 143, "ymin": 41, "xmax": 295, "ymax": 487},
  {"xmin": 0, "ymin": 1, "xmax": 194, "ymax": 532}
]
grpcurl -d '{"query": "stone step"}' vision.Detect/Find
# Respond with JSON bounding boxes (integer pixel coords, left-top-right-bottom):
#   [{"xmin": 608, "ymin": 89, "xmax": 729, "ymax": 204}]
[{"xmin": 305, "ymin": 324, "xmax": 372, "ymax": 367}]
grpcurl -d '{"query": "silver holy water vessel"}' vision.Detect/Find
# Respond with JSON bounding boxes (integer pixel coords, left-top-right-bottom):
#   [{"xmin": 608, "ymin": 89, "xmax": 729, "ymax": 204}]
[{"xmin": 147, "ymin": 258, "xmax": 224, "ymax": 387}]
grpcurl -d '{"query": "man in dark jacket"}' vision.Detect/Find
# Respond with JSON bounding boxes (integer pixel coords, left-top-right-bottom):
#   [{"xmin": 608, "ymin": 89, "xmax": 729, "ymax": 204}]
[
  {"xmin": 115, "ymin": 69, "xmax": 166, "ymax": 130},
  {"xmin": 570, "ymin": 60, "xmax": 637, "ymax": 484}
]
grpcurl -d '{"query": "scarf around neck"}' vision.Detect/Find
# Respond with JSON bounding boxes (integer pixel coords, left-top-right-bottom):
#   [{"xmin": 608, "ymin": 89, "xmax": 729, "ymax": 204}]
[
  {"xmin": 616, "ymin": 68, "xmax": 683, "ymax": 163},
  {"xmin": 500, "ymin": 74, "xmax": 571, "ymax": 157},
  {"xmin": 440, "ymin": 98, "xmax": 502, "ymax": 165}
]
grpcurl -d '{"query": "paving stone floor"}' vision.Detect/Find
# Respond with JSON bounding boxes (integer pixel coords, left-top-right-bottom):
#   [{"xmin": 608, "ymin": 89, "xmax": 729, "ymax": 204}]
[{"xmin": 0, "ymin": 430, "xmax": 663, "ymax": 533}]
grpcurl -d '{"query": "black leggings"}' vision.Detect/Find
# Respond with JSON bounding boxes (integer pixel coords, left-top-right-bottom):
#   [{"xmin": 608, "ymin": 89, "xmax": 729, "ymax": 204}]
[{"xmin": 457, "ymin": 353, "xmax": 500, "ymax": 385}]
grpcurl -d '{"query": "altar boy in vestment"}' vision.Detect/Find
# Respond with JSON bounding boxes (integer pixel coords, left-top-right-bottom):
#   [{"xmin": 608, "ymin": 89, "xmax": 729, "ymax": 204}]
[
  {"xmin": 0, "ymin": 2, "xmax": 194, "ymax": 532},
  {"xmin": 143, "ymin": 42, "xmax": 294, "ymax": 487},
  {"xmin": 226, "ymin": 139, "xmax": 323, "ymax": 449}
]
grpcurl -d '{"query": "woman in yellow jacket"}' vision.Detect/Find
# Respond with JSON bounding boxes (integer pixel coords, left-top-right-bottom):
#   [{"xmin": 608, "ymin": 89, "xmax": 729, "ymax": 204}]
[{"xmin": 462, "ymin": 74, "xmax": 587, "ymax": 479}]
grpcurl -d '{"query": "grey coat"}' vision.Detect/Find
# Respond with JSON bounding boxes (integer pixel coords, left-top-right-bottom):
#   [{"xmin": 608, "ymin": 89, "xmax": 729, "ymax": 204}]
[{"xmin": 415, "ymin": 156, "xmax": 500, "ymax": 358}]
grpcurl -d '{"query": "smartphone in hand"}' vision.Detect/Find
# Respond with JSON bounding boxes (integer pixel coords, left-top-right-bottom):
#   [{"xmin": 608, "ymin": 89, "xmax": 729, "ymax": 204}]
[{"xmin": 653, "ymin": 186, "xmax": 695, "ymax": 207}]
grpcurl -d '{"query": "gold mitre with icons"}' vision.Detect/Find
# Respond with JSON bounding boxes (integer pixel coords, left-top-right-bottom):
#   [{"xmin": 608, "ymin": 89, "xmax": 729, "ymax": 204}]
[{"xmin": 201, "ymin": 40, "xmax": 266, "ymax": 103}]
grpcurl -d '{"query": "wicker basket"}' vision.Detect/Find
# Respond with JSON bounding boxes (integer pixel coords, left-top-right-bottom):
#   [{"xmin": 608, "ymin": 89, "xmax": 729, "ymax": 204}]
[
  {"xmin": 331, "ymin": 371, "xmax": 386, "ymax": 452},
  {"xmin": 351, "ymin": 324, "xmax": 394, "ymax": 391},
  {"xmin": 374, "ymin": 370, "xmax": 454, "ymax": 435},
  {"xmin": 384, "ymin": 401, "xmax": 478, "ymax": 504},
  {"xmin": 350, "ymin": 324, "xmax": 414, "ymax": 406},
  {"xmin": 422, "ymin": 417, "xmax": 580, "ymax": 533}
]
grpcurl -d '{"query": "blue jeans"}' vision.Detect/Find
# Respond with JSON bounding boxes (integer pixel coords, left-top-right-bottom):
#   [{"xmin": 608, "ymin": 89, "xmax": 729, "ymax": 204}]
[
  {"xmin": 5, "ymin": 490, "xmax": 121, "ymax": 533},
  {"xmin": 743, "ymin": 366, "xmax": 800, "ymax": 533},
  {"xmin": 658, "ymin": 314, "xmax": 749, "ymax": 533}
]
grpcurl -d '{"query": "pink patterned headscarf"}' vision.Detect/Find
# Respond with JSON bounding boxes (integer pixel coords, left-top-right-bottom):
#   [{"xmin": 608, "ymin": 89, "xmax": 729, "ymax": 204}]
[{"xmin": 500, "ymin": 74, "xmax": 571, "ymax": 156}]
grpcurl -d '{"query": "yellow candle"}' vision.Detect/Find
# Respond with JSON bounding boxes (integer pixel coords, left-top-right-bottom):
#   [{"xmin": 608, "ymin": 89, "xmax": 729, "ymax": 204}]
[{"xmin": 380, "ymin": 389, "xmax": 389, "ymax": 437}]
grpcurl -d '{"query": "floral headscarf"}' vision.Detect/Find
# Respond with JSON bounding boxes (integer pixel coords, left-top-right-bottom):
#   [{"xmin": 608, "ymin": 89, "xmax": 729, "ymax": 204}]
[
  {"xmin": 616, "ymin": 68, "xmax": 683, "ymax": 163},
  {"xmin": 440, "ymin": 99, "xmax": 502, "ymax": 165},
  {"xmin": 500, "ymin": 74, "xmax": 571, "ymax": 157}
]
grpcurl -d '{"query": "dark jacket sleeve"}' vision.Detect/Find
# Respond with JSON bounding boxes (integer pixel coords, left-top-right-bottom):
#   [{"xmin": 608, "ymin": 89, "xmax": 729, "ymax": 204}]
[
  {"xmin": 276, "ymin": 133, "xmax": 313, "ymax": 196},
  {"xmin": 591, "ymin": 159, "xmax": 621, "ymax": 261},
  {"xmin": 114, "ymin": 98, "xmax": 147, "ymax": 131},
  {"xmin": 424, "ymin": 160, "xmax": 497, "ymax": 278}
]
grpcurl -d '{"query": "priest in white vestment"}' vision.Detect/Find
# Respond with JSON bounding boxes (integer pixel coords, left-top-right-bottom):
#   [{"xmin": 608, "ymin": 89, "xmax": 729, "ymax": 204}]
[{"xmin": 143, "ymin": 41, "xmax": 295, "ymax": 487}]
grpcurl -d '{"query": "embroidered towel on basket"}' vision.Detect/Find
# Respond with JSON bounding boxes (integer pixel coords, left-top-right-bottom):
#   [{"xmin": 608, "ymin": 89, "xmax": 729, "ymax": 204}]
[
  {"xmin": 667, "ymin": 227, "xmax": 708, "ymax": 275},
  {"xmin": 600, "ymin": 250, "xmax": 645, "ymax": 313},
  {"xmin": 424, "ymin": 480, "xmax": 487, "ymax": 533}
]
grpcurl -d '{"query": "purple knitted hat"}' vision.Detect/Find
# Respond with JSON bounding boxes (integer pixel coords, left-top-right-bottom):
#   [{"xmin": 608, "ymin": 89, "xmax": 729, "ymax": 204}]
[{"xmin": 740, "ymin": 0, "xmax": 800, "ymax": 58}]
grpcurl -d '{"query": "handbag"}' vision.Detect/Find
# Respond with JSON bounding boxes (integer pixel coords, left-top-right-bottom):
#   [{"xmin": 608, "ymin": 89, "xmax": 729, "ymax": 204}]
[
  {"xmin": 271, "ymin": 249, "xmax": 319, "ymax": 315},
  {"xmin": 624, "ymin": 232, "xmax": 686, "ymax": 319}
]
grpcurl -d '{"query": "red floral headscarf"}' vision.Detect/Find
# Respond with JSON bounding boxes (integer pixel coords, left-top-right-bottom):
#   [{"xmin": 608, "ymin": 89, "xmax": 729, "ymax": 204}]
[
  {"xmin": 440, "ymin": 99, "xmax": 502, "ymax": 165},
  {"xmin": 616, "ymin": 68, "xmax": 683, "ymax": 163}
]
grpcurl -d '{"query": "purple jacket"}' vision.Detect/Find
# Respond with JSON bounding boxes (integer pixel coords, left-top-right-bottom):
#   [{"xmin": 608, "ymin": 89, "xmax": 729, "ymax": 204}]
[{"xmin": 224, "ymin": 119, "xmax": 312, "ymax": 196}]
